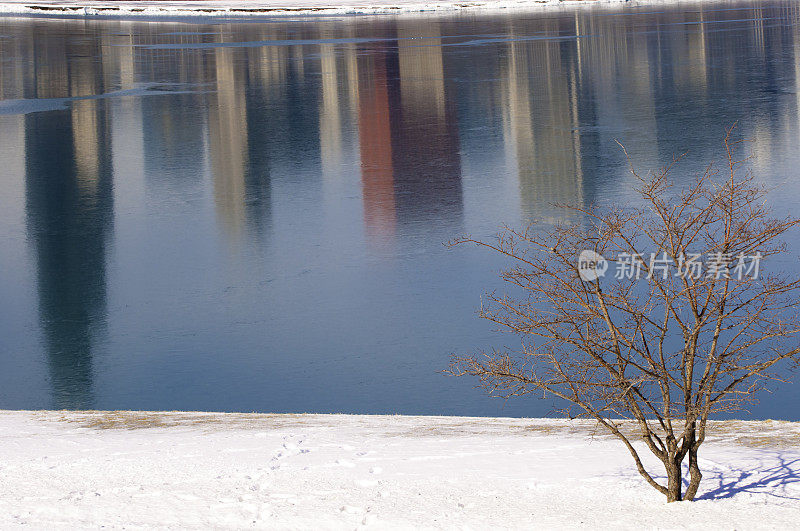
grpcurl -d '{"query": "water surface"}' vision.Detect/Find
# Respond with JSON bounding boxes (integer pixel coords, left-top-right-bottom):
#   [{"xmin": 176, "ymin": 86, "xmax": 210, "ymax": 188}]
[{"xmin": 1, "ymin": 0, "xmax": 800, "ymax": 417}]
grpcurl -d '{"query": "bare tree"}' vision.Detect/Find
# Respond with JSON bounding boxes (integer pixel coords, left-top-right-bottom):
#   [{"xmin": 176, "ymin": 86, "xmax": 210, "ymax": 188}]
[{"xmin": 449, "ymin": 126, "xmax": 800, "ymax": 502}]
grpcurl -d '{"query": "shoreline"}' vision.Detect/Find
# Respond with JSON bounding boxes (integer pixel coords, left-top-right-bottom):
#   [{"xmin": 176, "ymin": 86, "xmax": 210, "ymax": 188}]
[
  {"xmin": 7, "ymin": 409, "xmax": 800, "ymax": 446},
  {"xmin": 0, "ymin": 0, "xmax": 679, "ymax": 19}
]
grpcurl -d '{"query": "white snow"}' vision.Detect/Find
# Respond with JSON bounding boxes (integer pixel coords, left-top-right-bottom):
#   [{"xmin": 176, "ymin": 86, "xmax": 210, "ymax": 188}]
[
  {"xmin": 0, "ymin": 410, "xmax": 799, "ymax": 529},
  {"xmin": 0, "ymin": 0, "xmax": 648, "ymax": 18}
]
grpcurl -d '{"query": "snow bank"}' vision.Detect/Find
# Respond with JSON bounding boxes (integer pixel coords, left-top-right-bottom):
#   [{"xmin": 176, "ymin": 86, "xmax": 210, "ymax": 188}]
[
  {"xmin": 0, "ymin": 0, "xmax": 634, "ymax": 19},
  {"xmin": 0, "ymin": 410, "xmax": 798, "ymax": 529}
]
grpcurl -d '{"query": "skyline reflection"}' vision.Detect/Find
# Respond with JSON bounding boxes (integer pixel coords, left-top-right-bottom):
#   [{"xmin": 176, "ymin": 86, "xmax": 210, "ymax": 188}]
[{"xmin": 1, "ymin": 1, "xmax": 800, "ymax": 415}]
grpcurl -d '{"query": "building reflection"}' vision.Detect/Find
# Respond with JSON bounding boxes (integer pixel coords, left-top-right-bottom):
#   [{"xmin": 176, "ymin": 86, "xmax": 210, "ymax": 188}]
[
  {"xmin": 203, "ymin": 26, "xmax": 333, "ymax": 244},
  {"xmin": 500, "ymin": 20, "xmax": 586, "ymax": 222},
  {"xmin": 356, "ymin": 21, "xmax": 463, "ymax": 245},
  {"xmin": 140, "ymin": 33, "xmax": 207, "ymax": 191},
  {"xmin": 317, "ymin": 33, "xmax": 362, "ymax": 227},
  {"xmin": 22, "ymin": 25, "xmax": 113, "ymax": 409},
  {"xmin": 392, "ymin": 21, "xmax": 463, "ymax": 229},
  {"xmin": 489, "ymin": 4, "xmax": 800, "ymax": 220},
  {"xmin": 357, "ymin": 40, "xmax": 398, "ymax": 242},
  {"xmin": 318, "ymin": 40, "xmax": 345, "ymax": 177},
  {"xmin": 207, "ymin": 42, "xmax": 251, "ymax": 240}
]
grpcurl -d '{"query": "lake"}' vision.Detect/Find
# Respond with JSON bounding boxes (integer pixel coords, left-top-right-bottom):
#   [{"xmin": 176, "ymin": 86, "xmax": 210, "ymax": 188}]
[{"xmin": 1, "ymin": 0, "xmax": 800, "ymax": 418}]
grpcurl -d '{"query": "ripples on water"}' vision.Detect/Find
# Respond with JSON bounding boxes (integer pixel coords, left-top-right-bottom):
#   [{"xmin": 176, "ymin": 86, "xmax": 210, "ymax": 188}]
[{"xmin": 1, "ymin": 0, "xmax": 799, "ymax": 417}]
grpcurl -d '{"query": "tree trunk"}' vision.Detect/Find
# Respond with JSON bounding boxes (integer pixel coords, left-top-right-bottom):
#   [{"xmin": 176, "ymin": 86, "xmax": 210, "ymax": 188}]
[
  {"xmin": 665, "ymin": 458, "xmax": 683, "ymax": 502},
  {"xmin": 684, "ymin": 446, "xmax": 702, "ymax": 501}
]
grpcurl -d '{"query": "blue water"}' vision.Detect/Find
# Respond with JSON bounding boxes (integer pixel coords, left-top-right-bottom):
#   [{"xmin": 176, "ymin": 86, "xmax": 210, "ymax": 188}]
[{"xmin": 1, "ymin": 0, "xmax": 800, "ymax": 418}]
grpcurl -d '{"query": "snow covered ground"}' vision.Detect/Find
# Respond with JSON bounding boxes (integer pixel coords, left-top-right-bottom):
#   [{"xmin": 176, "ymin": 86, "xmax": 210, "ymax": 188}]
[
  {"xmin": 0, "ymin": 411, "xmax": 799, "ymax": 529},
  {"xmin": 0, "ymin": 0, "xmax": 654, "ymax": 18}
]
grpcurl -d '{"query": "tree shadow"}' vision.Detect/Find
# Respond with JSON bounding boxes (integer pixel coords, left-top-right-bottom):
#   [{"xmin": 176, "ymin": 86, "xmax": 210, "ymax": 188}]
[
  {"xmin": 695, "ymin": 454, "xmax": 800, "ymax": 502},
  {"xmin": 610, "ymin": 451, "xmax": 800, "ymax": 502}
]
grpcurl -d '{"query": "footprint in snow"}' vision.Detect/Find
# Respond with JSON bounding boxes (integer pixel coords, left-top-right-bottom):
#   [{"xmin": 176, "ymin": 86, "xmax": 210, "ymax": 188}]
[
  {"xmin": 268, "ymin": 437, "xmax": 311, "ymax": 469},
  {"xmin": 283, "ymin": 442, "xmax": 310, "ymax": 454}
]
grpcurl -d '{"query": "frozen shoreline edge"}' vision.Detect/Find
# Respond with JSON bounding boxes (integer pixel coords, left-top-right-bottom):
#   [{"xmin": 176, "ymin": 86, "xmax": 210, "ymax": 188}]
[
  {"xmin": 7, "ymin": 409, "xmax": 800, "ymax": 427},
  {"xmin": 0, "ymin": 0, "xmax": 693, "ymax": 19},
  {"xmin": 11, "ymin": 409, "xmax": 800, "ymax": 445}
]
